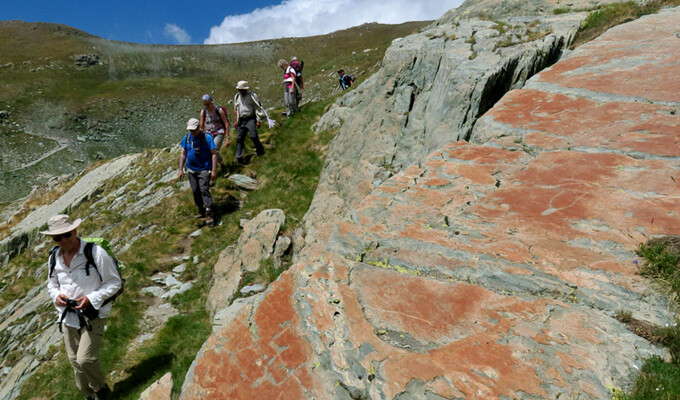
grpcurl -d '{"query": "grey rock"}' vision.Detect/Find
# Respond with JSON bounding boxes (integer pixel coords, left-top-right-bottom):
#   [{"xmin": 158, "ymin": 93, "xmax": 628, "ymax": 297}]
[
  {"xmin": 122, "ymin": 186, "xmax": 174, "ymax": 217},
  {"xmin": 165, "ymin": 275, "xmax": 182, "ymax": 288},
  {"xmin": 141, "ymin": 287, "xmax": 165, "ymax": 297},
  {"xmin": 305, "ymin": 14, "xmax": 583, "ymax": 246},
  {"xmin": 206, "ymin": 209, "xmax": 285, "ymax": 319},
  {"xmin": 172, "ymin": 264, "xmax": 187, "ymax": 274},
  {"xmin": 240, "ymin": 283, "xmax": 266, "ymax": 295},
  {"xmin": 193, "ymin": 256, "xmax": 199, "ymax": 264},
  {"xmin": 273, "ymin": 236, "xmax": 291, "ymax": 269},
  {"xmin": 228, "ymin": 174, "xmax": 258, "ymax": 190},
  {"xmin": 0, "ymin": 110, "xmax": 9, "ymax": 119},
  {"xmin": 162, "ymin": 282, "xmax": 192, "ymax": 299},
  {"xmin": 74, "ymin": 53, "xmax": 100, "ymax": 67},
  {"xmin": 189, "ymin": 229, "xmax": 202, "ymax": 239}
]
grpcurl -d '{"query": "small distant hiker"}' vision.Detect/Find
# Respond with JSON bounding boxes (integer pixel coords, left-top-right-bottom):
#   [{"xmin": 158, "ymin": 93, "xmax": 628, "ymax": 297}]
[
  {"xmin": 179, "ymin": 118, "xmax": 218, "ymax": 225},
  {"xmin": 233, "ymin": 81, "xmax": 266, "ymax": 164},
  {"xmin": 278, "ymin": 59, "xmax": 299, "ymax": 117},
  {"xmin": 199, "ymin": 94, "xmax": 230, "ymax": 166},
  {"xmin": 290, "ymin": 56, "xmax": 304, "ymax": 100},
  {"xmin": 43, "ymin": 214, "xmax": 121, "ymax": 400},
  {"xmin": 338, "ymin": 69, "xmax": 354, "ymax": 90}
]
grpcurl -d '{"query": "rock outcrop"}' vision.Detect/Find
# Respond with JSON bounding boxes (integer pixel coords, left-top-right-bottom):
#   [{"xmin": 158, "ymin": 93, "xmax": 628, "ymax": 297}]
[
  {"xmin": 439, "ymin": 0, "xmax": 632, "ymax": 21},
  {"xmin": 206, "ymin": 209, "xmax": 285, "ymax": 319},
  {"xmin": 307, "ymin": 13, "xmax": 583, "ymax": 246},
  {"xmin": 0, "ymin": 154, "xmax": 139, "ymax": 266},
  {"xmin": 180, "ymin": 7, "xmax": 680, "ymax": 399}
]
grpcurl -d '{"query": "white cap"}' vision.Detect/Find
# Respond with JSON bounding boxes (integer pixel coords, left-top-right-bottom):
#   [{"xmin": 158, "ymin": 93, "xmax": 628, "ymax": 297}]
[{"xmin": 186, "ymin": 118, "xmax": 200, "ymax": 130}]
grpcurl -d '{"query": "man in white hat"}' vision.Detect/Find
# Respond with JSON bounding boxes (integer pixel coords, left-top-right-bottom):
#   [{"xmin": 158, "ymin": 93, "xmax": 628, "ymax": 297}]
[
  {"xmin": 42, "ymin": 214, "xmax": 121, "ymax": 400},
  {"xmin": 233, "ymin": 80, "xmax": 266, "ymax": 164},
  {"xmin": 178, "ymin": 117, "xmax": 218, "ymax": 225}
]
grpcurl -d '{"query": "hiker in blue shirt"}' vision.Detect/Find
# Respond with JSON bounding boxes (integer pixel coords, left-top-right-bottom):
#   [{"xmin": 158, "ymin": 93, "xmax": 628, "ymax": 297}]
[
  {"xmin": 178, "ymin": 118, "xmax": 218, "ymax": 226},
  {"xmin": 338, "ymin": 69, "xmax": 354, "ymax": 90}
]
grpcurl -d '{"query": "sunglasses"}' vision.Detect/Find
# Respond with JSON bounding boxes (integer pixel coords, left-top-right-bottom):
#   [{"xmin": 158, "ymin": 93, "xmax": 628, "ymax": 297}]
[{"xmin": 52, "ymin": 231, "xmax": 73, "ymax": 242}]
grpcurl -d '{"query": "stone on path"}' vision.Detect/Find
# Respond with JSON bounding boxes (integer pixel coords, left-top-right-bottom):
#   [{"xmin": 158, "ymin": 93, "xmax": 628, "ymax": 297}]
[{"xmin": 228, "ymin": 174, "xmax": 258, "ymax": 190}]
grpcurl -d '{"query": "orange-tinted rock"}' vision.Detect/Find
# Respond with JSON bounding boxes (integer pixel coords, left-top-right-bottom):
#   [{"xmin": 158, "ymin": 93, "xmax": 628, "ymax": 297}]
[{"xmin": 182, "ymin": 8, "xmax": 680, "ymax": 400}]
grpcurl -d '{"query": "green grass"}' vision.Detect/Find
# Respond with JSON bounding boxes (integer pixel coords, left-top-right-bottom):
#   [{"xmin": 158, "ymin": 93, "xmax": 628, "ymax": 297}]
[
  {"xmin": 571, "ymin": 0, "xmax": 680, "ymax": 48},
  {"xmin": 619, "ymin": 236, "xmax": 680, "ymax": 399}
]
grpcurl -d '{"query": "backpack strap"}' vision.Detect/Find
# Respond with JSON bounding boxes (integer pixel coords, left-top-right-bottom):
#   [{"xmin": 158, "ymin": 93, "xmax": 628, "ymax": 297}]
[
  {"xmin": 48, "ymin": 246, "xmax": 59, "ymax": 278},
  {"xmin": 83, "ymin": 241, "xmax": 103, "ymax": 281}
]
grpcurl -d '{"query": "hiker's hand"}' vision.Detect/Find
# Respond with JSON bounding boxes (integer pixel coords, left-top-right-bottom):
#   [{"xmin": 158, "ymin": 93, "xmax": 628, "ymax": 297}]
[
  {"xmin": 178, "ymin": 170, "xmax": 184, "ymax": 179},
  {"xmin": 211, "ymin": 170, "xmax": 217, "ymax": 181},
  {"xmin": 56, "ymin": 294, "xmax": 69, "ymax": 307},
  {"xmin": 256, "ymin": 121, "xmax": 261, "ymax": 128},
  {"xmin": 74, "ymin": 296, "xmax": 91, "ymax": 310}
]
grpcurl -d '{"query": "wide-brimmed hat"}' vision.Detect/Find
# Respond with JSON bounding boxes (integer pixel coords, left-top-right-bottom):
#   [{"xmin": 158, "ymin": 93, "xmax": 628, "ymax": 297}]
[
  {"xmin": 236, "ymin": 80, "xmax": 249, "ymax": 90},
  {"xmin": 39, "ymin": 214, "xmax": 82, "ymax": 235},
  {"xmin": 186, "ymin": 118, "xmax": 200, "ymax": 130}
]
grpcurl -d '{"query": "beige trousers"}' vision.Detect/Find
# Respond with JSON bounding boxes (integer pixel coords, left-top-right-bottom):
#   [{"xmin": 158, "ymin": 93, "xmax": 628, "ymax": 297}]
[{"xmin": 63, "ymin": 318, "xmax": 107, "ymax": 396}]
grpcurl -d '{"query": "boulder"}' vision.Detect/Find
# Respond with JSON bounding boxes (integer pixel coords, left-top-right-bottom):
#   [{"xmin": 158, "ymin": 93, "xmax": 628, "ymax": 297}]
[
  {"xmin": 228, "ymin": 174, "xmax": 258, "ymax": 190},
  {"xmin": 205, "ymin": 209, "xmax": 285, "ymax": 318}
]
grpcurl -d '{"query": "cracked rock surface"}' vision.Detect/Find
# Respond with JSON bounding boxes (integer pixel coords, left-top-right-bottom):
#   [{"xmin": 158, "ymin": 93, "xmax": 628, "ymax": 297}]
[{"xmin": 181, "ymin": 7, "xmax": 680, "ymax": 400}]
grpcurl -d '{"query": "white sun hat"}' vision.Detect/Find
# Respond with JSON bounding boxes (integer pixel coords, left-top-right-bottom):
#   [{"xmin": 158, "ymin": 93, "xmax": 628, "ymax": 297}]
[{"xmin": 39, "ymin": 214, "xmax": 82, "ymax": 235}]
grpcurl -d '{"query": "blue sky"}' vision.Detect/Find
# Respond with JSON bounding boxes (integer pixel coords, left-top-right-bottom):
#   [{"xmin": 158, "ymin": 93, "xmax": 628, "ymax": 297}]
[{"xmin": 0, "ymin": 0, "xmax": 463, "ymax": 45}]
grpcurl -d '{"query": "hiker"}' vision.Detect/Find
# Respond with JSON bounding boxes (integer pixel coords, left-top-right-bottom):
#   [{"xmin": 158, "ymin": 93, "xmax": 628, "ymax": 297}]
[
  {"xmin": 290, "ymin": 56, "xmax": 304, "ymax": 100},
  {"xmin": 43, "ymin": 214, "xmax": 121, "ymax": 400},
  {"xmin": 178, "ymin": 117, "xmax": 218, "ymax": 225},
  {"xmin": 278, "ymin": 59, "xmax": 299, "ymax": 117},
  {"xmin": 338, "ymin": 69, "xmax": 354, "ymax": 90},
  {"xmin": 233, "ymin": 81, "xmax": 266, "ymax": 164},
  {"xmin": 199, "ymin": 94, "xmax": 230, "ymax": 166}
]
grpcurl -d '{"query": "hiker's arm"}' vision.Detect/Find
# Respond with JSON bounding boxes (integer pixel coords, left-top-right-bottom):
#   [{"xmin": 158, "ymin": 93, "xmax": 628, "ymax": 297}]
[
  {"xmin": 219, "ymin": 108, "xmax": 230, "ymax": 134},
  {"xmin": 252, "ymin": 93, "xmax": 266, "ymax": 123},
  {"xmin": 211, "ymin": 151, "xmax": 218, "ymax": 181},
  {"xmin": 79, "ymin": 247, "xmax": 122, "ymax": 310},
  {"xmin": 47, "ymin": 269, "xmax": 67, "ymax": 306},
  {"xmin": 199, "ymin": 110, "xmax": 205, "ymax": 131},
  {"xmin": 178, "ymin": 148, "xmax": 187, "ymax": 179},
  {"xmin": 233, "ymin": 109, "xmax": 238, "ymax": 127}
]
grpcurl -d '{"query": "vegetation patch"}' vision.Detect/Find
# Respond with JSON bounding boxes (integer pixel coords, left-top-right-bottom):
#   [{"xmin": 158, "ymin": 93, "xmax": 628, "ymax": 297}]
[
  {"xmin": 619, "ymin": 236, "xmax": 680, "ymax": 399},
  {"xmin": 571, "ymin": 0, "xmax": 680, "ymax": 48}
]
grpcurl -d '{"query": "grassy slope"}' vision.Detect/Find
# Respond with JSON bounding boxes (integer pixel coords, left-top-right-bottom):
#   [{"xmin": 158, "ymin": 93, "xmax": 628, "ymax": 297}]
[
  {"xmin": 0, "ymin": 19, "xmax": 427, "ymax": 203},
  {"xmin": 11, "ymin": 98, "xmax": 338, "ymax": 399}
]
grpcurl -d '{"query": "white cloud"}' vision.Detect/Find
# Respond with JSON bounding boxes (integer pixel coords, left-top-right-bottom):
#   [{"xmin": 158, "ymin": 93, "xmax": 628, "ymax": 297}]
[
  {"xmin": 204, "ymin": 0, "xmax": 464, "ymax": 44},
  {"xmin": 164, "ymin": 23, "xmax": 192, "ymax": 45}
]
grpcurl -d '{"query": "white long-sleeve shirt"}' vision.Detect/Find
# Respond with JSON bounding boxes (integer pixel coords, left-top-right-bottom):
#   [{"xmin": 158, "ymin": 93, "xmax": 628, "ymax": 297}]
[{"xmin": 47, "ymin": 239, "xmax": 122, "ymax": 319}]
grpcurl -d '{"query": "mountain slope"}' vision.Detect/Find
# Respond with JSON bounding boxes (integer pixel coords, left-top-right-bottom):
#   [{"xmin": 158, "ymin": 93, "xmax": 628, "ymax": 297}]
[{"xmin": 0, "ymin": 20, "xmax": 428, "ymax": 203}]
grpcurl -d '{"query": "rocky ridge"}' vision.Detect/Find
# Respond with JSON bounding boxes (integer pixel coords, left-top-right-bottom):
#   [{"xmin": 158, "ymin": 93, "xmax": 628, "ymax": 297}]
[
  {"xmin": 308, "ymin": 12, "xmax": 583, "ymax": 247},
  {"xmin": 180, "ymin": 6, "xmax": 680, "ymax": 400}
]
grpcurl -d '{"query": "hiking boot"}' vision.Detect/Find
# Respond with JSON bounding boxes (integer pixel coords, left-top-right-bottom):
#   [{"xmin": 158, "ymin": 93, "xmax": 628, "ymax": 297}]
[
  {"xmin": 194, "ymin": 213, "xmax": 205, "ymax": 219},
  {"xmin": 205, "ymin": 208, "xmax": 215, "ymax": 226},
  {"xmin": 236, "ymin": 157, "xmax": 246, "ymax": 164},
  {"xmin": 94, "ymin": 385, "xmax": 112, "ymax": 400}
]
